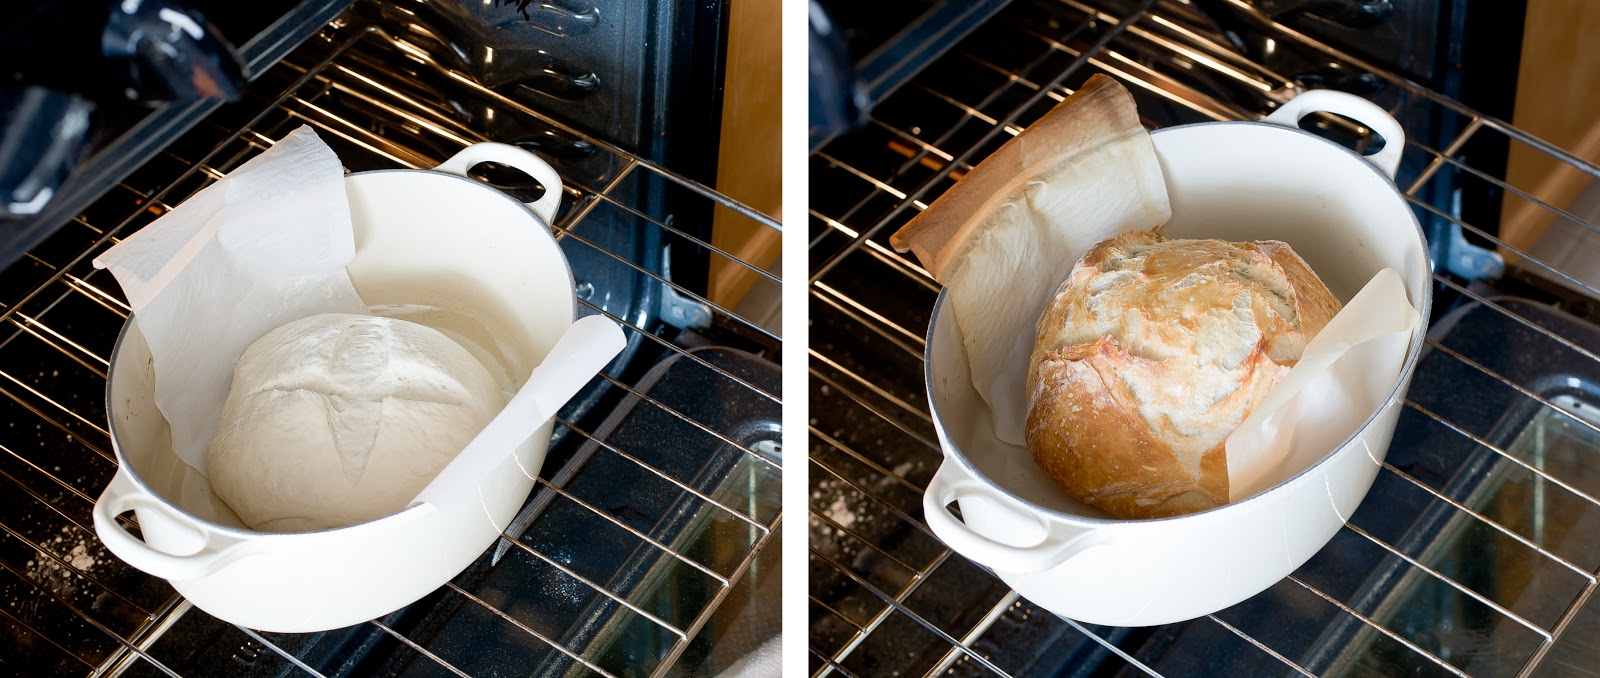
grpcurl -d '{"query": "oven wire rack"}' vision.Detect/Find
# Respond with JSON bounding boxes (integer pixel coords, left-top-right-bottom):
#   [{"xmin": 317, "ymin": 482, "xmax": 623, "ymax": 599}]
[
  {"xmin": 0, "ymin": 12, "xmax": 781, "ymax": 678},
  {"xmin": 809, "ymin": 1, "xmax": 1600, "ymax": 676}
]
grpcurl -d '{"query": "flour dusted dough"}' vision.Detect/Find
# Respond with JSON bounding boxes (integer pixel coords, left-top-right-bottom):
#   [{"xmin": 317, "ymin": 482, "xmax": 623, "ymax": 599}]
[{"xmin": 207, "ymin": 313, "xmax": 502, "ymax": 532}]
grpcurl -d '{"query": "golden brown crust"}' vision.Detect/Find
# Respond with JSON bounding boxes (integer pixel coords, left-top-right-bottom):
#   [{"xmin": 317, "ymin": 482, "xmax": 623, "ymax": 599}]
[
  {"xmin": 1025, "ymin": 233, "xmax": 1340, "ymax": 519},
  {"xmin": 1258, "ymin": 240, "xmax": 1341, "ymax": 348},
  {"xmin": 1026, "ymin": 337, "xmax": 1228, "ymax": 518}
]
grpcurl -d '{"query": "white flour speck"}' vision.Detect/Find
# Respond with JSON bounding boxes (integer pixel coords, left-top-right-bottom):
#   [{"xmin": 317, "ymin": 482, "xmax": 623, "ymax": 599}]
[{"xmin": 824, "ymin": 496, "xmax": 856, "ymax": 530}]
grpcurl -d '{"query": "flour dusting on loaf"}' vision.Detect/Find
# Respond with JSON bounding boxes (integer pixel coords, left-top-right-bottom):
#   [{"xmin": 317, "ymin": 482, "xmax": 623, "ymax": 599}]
[
  {"xmin": 207, "ymin": 313, "xmax": 504, "ymax": 532},
  {"xmin": 1026, "ymin": 231, "xmax": 1339, "ymax": 519}
]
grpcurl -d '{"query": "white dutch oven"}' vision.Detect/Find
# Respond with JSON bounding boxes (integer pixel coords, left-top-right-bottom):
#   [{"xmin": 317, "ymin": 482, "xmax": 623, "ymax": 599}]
[
  {"xmin": 93, "ymin": 143, "xmax": 574, "ymax": 633},
  {"xmin": 922, "ymin": 90, "xmax": 1433, "ymax": 626}
]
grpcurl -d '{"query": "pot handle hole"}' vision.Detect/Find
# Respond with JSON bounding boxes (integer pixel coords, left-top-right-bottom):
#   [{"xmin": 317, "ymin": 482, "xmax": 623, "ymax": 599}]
[
  {"xmin": 923, "ymin": 462, "xmax": 1102, "ymax": 574},
  {"xmin": 434, "ymin": 142, "xmax": 565, "ymax": 225},
  {"xmin": 1261, "ymin": 89, "xmax": 1405, "ymax": 180},
  {"xmin": 92, "ymin": 468, "xmax": 252, "ymax": 582}
]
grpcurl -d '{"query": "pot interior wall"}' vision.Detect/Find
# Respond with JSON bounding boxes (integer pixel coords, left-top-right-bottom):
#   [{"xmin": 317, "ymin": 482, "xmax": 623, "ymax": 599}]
[{"xmin": 1152, "ymin": 125, "xmax": 1429, "ymax": 307}]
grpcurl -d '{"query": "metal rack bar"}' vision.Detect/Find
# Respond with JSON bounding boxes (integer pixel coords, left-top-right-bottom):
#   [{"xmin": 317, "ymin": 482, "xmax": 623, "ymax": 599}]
[
  {"xmin": 0, "ymin": 607, "xmax": 94, "ymax": 670},
  {"xmin": 572, "ymin": 298, "xmax": 780, "ymax": 404},
  {"xmin": 442, "ymin": 581, "xmax": 621, "ymax": 677},
  {"xmin": 1058, "ymin": 616, "xmax": 1160, "ymax": 677},
  {"xmin": 1285, "ymin": 574, "xmax": 1469, "ymax": 677},
  {"xmin": 657, "ymin": 513, "xmax": 782, "ymax": 674},
  {"xmin": 809, "ymin": 428, "xmax": 927, "ymax": 495},
  {"xmin": 586, "ymin": 368, "xmax": 780, "ymax": 468},
  {"xmin": 497, "ymin": 532, "xmax": 689, "ymax": 638},
  {"xmin": 532, "ymin": 478, "xmax": 731, "ymax": 585},
  {"xmin": 0, "ymin": 558, "xmax": 182, "ymax": 677},
  {"xmin": 1402, "ymin": 399, "xmax": 1600, "ymax": 518},
  {"xmin": 809, "ymin": 353, "xmax": 932, "ymax": 425},
  {"xmin": 1422, "ymin": 336, "xmax": 1600, "ymax": 470},
  {"xmin": 365, "ymin": 619, "xmax": 470, "ymax": 678},
  {"xmin": 553, "ymin": 416, "xmax": 771, "ymax": 530},
  {"xmin": 810, "ymin": 643, "xmax": 868, "ymax": 678},
  {"xmin": 233, "ymin": 626, "xmax": 327, "ymax": 678},
  {"xmin": 926, "ymin": 591, "xmax": 1020, "ymax": 676},
  {"xmin": 1379, "ymin": 462, "xmax": 1593, "ymax": 581},
  {"xmin": 0, "ymin": 514, "xmax": 149, "ymax": 616},
  {"xmin": 590, "ymin": 190, "xmax": 781, "ymax": 285},
  {"xmin": 1521, "ymin": 581, "xmax": 1598, "ymax": 677},
  {"xmin": 438, "ymin": 71, "xmax": 784, "ymax": 233},
  {"xmin": 1341, "ymin": 523, "xmax": 1548, "ymax": 638},
  {"xmin": 809, "ymin": 508, "xmax": 922, "ymax": 575},
  {"xmin": 811, "ymin": 547, "xmax": 1011, "ymax": 676},
  {"xmin": 1205, "ymin": 613, "xmax": 1316, "ymax": 677}
]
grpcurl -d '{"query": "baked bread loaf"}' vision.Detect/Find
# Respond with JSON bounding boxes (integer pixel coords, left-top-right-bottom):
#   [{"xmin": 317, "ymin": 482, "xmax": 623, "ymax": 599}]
[{"xmin": 1025, "ymin": 230, "xmax": 1339, "ymax": 519}]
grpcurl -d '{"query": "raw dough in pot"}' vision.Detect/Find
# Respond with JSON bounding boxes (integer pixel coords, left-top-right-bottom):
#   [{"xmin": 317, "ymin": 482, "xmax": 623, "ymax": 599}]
[{"xmin": 207, "ymin": 313, "xmax": 502, "ymax": 532}]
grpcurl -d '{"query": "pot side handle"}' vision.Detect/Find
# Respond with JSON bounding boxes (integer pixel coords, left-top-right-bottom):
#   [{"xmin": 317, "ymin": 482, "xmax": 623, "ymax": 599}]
[
  {"xmin": 92, "ymin": 467, "xmax": 253, "ymax": 582},
  {"xmin": 1261, "ymin": 89, "xmax": 1405, "ymax": 180},
  {"xmin": 434, "ymin": 142, "xmax": 565, "ymax": 225},
  {"xmin": 923, "ymin": 461, "xmax": 1102, "ymax": 574}
]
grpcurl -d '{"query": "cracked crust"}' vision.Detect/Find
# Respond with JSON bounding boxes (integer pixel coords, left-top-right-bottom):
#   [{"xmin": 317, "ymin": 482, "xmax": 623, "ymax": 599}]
[{"xmin": 1024, "ymin": 232, "xmax": 1339, "ymax": 519}]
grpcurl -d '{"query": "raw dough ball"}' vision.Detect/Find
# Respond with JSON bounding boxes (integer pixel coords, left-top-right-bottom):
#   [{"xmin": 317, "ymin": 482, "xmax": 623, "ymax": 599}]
[{"xmin": 207, "ymin": 313, "xmax": 502, "ymax": 532}]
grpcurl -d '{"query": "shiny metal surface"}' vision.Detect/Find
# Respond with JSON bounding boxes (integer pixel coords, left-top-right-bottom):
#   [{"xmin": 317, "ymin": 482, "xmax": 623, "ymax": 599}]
[
  {"xmin": 809, "ymin": 0, "xmax": 1600, "ymax": 675},
  {"xmin": 0, "ymin": 3, "xmax": 780, "ymax": 676}
]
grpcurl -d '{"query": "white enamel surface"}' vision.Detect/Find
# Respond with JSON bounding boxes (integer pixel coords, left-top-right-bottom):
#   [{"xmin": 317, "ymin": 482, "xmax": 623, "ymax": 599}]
[
  {"xmin": 94, "ymin": 151, "xmax": 575, "ymax": 633},
  {"xmin": 433, "ymin": 142, "xmax": 564, "ymax": 224},
  {"xmin": 922, "ymin": 100, "xmax": 1430, "ymax": 626}
]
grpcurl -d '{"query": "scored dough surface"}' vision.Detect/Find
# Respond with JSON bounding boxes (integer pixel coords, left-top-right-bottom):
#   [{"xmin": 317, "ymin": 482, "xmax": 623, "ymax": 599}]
[{"xmin": 207, "ymin": 313, "xmax": 502, "ymax": 532}]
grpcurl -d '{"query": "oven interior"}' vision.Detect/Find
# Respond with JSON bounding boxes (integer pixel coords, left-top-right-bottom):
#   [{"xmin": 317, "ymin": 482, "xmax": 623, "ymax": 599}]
[
  {"xmin": 0, "ymin": 1, "xmax": 782, "ymax": 676},
  {"xmin": 809, "ymin": 0, "xmax": 1599, "ymax": 675}
]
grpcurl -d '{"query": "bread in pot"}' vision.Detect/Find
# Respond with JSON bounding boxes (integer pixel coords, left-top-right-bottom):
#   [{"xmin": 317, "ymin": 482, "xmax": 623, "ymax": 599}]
[{"xmin": 1025, "ymin": 230, "xmax": 1340, "ymax": 519}]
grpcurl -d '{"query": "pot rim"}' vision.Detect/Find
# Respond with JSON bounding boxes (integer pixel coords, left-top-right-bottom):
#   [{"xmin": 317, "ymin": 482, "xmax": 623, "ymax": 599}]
[
  {"xmin": 923, "ymin": 119, "xmax": 1435, "ymax": 528},
  {"xmin": 102, "ymin": 166, "xmax": 578, "ymax": 539}
]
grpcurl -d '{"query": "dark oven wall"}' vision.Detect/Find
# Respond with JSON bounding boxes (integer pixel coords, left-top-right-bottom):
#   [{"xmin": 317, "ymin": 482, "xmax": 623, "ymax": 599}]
[{"xmin": 341, "ymin": 0, "xmax": 733, "ymax": 308}]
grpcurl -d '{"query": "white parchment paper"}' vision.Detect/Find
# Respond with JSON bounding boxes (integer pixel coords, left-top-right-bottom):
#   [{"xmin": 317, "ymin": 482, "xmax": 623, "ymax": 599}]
[
  {"xmin": 94, "ymin": 126, "xmax": 366, "ymax": 477},
  {"xmin": 1225, "ymin": 268, "xmax": 1419, "ymax": 501}
]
